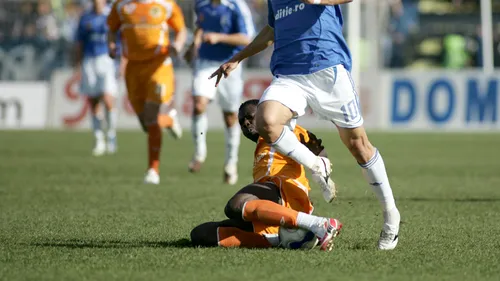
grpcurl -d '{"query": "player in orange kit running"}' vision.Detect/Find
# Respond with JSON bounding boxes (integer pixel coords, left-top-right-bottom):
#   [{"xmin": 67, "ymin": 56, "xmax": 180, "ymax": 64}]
[
  {"xmin": 107, "ymin": 0, "xmax": 187, "ymax": 184},
  {"xmin": 191, "ymin": 99, "xmax": 342, "ymax": 251}
]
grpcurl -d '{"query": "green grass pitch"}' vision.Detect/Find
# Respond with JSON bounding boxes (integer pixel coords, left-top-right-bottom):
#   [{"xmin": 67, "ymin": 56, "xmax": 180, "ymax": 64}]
[{"xmin": 1, "ymin": 130, "xmax": 500, "ymax": 281}]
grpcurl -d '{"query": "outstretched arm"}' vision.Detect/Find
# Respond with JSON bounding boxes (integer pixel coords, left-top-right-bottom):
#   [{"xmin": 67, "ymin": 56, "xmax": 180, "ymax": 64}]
[
  {"xmin": 301, "ymin": 0, "xmax": 352, "ymax": 5},
  {"xmin": 229, "ymin": 25, "xmax": 274, "ymax": 63}
]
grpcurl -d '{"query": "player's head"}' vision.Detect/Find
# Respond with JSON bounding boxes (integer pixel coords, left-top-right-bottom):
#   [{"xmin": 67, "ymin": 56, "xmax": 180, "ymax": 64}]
[
  {"xmin": 93, "ymin": 0, "xmax": 106, "ymax": 7},
  {"xmin": 238, "ymin": 99, "xmax": 260, "ymax": 143}
]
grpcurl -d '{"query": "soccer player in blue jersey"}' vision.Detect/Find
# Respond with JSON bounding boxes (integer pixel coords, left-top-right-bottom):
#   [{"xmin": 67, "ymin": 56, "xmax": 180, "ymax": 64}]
[
  {"xmin": 75, "ymin": 0, "xmax": 121, "ymax": 156},
  {"xmin": 184, "ymin": 0, "xmax": 255, "ymax": 185},
  {"xmin": 210, "ymin": 0, "xmax": 401, "ymax": 250}
]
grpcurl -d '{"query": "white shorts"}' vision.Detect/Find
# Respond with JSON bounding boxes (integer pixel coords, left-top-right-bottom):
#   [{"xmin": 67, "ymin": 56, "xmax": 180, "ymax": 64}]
[
  {"xmin": 80, "ymin": 54, "xmax": 118, "ymax": 97},
  {"xmin": 192, "ymin": 59, "xmax": 243, "ymax": 112},
  {"xmin": 260, "ymin": 64, "xmax": 364, "ymax": 128}
]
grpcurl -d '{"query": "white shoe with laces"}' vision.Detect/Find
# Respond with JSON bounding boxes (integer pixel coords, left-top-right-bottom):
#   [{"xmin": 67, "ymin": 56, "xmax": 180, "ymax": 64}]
[
  {"xmin": 311, "ymin": 157, "xmax": 337, "ymax": 202},
  {"xmin": 165, "ymin": 108, "xmax": 182, "ymax": 139},
  {"xmin": 143, "ymin": 168, "xmax": 160, "ymax": 185},
  {"xmin": 106, "ymin": 137, "xmax": 117, "ymax": 154},
  {"xmin": 92, "ymin": 141, "xmax": 106, "ymax": 157},
  {"xmin": 378, "ymin": 208, "xmax": 400, "ymax": 250},
  {"xmin": 223, "ymin": 164, "xmax": 238, "ymax": 185},
  {"xmin": 310, "ymin": 218, "xmax": 343, "ymax": 252}
]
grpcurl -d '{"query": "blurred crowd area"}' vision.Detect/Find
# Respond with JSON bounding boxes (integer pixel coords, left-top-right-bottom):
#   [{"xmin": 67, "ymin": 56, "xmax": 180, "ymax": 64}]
[{"xmin": 0, "ymin": 0, "xmax": 500, "ymax": 81}]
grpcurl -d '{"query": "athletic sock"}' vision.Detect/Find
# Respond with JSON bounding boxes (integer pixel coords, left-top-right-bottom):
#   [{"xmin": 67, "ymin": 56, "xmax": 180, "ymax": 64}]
[
  {"xmin": 217, "ymin": 227, "xmax": 272, "ymax": 248},
  {"xmin": 224, "ymin": 123, "xmax": 240, "ymax": 167},
  {"xmin": 92, "ymin": 114, "xmax": 104, "ymax": 144},
  {"xmin": 192, "ymin": 113, "xmax": 208, "ymax": 162},
  {"xmin": 147, "ymin": 124, "xmax": 162, "ymax": 173},
  {"xmin": 360, "ymin": 149, "xmax": 399, "ymax": 226},
  {"xmin": 242, "ymin": 200, "xmax": 299, "ymax": 228},
  {"xmin": 271, "ymin": 126, "xmax": 319, "ymax": 172},
  {"xmin": 105, "ymin": 109, "xmax": 118, "ymax": 140}
]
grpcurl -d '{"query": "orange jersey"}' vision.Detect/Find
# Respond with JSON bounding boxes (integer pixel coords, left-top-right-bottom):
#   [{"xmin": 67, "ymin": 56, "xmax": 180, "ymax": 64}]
[
  {"xmin": 107, "ymin": 0, "xmax": 185, "ymax": 61},
  {"xmin": 253, "ymin": 125, "xmax": 310, "ymax": 190}
]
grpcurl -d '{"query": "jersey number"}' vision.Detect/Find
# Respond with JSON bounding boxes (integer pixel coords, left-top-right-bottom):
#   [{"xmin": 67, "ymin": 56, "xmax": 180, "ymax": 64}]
[{"xmin": 341, "ymin": 99, "xmax": 360, "ymax": 123}]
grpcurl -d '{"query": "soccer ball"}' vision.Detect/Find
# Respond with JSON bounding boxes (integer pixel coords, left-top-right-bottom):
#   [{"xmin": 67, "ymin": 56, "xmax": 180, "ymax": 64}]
[{"xmin": 279, "ymin": 227, "xmax": 319, "ymax": 250}]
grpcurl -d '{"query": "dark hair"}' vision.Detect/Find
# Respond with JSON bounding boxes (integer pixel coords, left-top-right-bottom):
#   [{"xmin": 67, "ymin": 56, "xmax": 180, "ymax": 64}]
[{"xmin": 239, "ymin": 99, "xmax": 259, "ymax": 112}]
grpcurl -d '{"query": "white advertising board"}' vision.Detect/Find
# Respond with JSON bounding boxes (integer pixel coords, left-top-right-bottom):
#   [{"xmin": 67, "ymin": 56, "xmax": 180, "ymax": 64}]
[
  {"xmin": 383, "ymin": 71, "xmax": 500, "ymax": 131},
  {"xmin": 0, "ymin": 82, "xmax": 49, "ymax": 129},
  {"xmin": 48, "ymin": 69, "xmax": 381, "ymax": 130}
]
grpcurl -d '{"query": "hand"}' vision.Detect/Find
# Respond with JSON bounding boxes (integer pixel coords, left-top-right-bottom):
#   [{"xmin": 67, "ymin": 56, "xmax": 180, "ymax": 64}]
[
  {"xmin": 183, "ymin": 44, "xmax": 198, "ymax": 65},
  {"xmin": 108, "ymin": 43, "xmax": 118, "ymax": 59},
  {"xmin": 203, "ymin": 32, "xmax": 221, "ymax": 45},
  {"xmin": 299, "ymin": 131, "xmax": 325, "ymax": 156},
  {"xmin": 168, "ymin": 44, "xmax": 180, "ymax": 57},
  {"xmin": 208, "ymin": 60, "xmax": 239, "ymax": 87}
]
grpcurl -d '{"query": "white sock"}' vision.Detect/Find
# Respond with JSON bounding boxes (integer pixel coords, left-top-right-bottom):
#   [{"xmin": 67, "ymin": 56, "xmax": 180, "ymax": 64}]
[
  {"xmin": 92, "ymin": 114, "xmax": 104, "ymax": 143},
  {"xmin": 271, "ymin": 126, "xmax": 318, "ymax": 172},
  {"xmin": 296, "ymin": 212, "xmax": 325, "ymax": 237},
  {"xmin": 192, "ymin": 113, "xmax": 208, "ymax": 162},
  {"xmin": 360, "ymin": 149, "xmax": 399, "ymax": 225},
  {"xmin": 224, "ymin": 123, "xmax": 240, "ymax": 167},
  {"xmin": 105, "ymin": 109, "xmax": 118, "ymax": 140}
]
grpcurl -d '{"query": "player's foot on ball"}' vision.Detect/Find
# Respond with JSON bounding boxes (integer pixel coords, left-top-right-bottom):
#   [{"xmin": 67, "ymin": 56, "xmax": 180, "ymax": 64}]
[
  {"xmin": 223, "ymin": 164, "xmax": 238, "ymax": 185},
  {"xmin": 106, "ymin": 137, "xmax": 117, "ymax": 154},
  {"xmin": 165, "ymin": 108, "xmax": 182, "ymax": 140},
  {"xmin": 143, "ymin": 168, "xmax": 160, "ymax": 185},
  {"xmin": 378, "ymin": 208, "xmax": 400, "ymax": 250},
  {"xmin": 311, "ymin": 157, "xmax": 336, "ymax": 202},
  {"xmin": 314, "ymin": 218, "xmax": 342, "ymax": 252},
  {"xmin": 188, "ymin": 159, "xmax": 204, "ymax": 173},
  {"xmin": 92, "ymin": 141, "xmax": 106, "ymax": 157}
]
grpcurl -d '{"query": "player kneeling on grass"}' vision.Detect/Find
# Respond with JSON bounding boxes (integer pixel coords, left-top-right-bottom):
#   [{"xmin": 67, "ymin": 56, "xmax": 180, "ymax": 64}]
[{"xmin": 191, "ymin": 100, "xmax": 342, "ymax": 251}]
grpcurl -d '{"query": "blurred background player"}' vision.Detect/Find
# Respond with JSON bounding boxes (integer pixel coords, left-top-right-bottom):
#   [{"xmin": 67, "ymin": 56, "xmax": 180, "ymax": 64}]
[
  {"xmin": 75, "ymin": 0, "xmax": 120, "ymax": 156},
  {"xmin": 184, "ymin": 0, "xmax": 255, "ymax": 185},
  {"xmin": 107, "ymin": 0, "xmax": 187, "ymax": 184},
  {"xmin": 191, "ymin": 100, "xmax": 341, "ymax": 251},
  {"xmin": 210, "ymin": 0, "xmax": 401, "ymax": 250}
]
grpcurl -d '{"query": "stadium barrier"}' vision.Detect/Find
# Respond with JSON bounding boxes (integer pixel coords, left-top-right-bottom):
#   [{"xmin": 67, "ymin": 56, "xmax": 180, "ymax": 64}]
[
  {"xmin": 0, "ymin": 82, "xmax": 49, "ymax": 129},
  {"xmin": 383, "ymin": 71, "xmax": 500, "ymax": 131},
  {"xmin": 0, "ymin": 69, "xmax": 499, "ymax": 131}
]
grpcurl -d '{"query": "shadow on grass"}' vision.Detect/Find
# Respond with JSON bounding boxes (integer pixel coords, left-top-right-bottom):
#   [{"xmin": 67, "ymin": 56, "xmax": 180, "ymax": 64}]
[{"xmin": 30, "ymin": 238, "xmax": 193, "ymax": 249}]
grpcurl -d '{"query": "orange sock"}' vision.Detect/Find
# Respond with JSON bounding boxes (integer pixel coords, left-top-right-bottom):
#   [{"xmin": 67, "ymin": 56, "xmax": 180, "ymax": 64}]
[
  {"xmin": 243, "ymin": 200, "xmax": 299, "ymax": 228},
  {"xmin": 147, "ymin": 124, "xmax": 162, "ymax": 172},
  {"xmin": 157, "ymin": 114, "xmax": 173, "ymax": 128},
  {"xmin": 217, "ymin": 227, "xmax": 272, "ymax": 248}
]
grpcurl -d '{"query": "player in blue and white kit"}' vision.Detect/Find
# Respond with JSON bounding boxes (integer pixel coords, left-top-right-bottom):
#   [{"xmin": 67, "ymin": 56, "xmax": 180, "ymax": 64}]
[
  {"xmin": 184, "ymin": 0, "xmax": 255, "ymax": 185},
  {"xmin": 210, "ymin": 0, "xmax": 401, "ymax": 250},
  {"xmin": 75, "ymin": 0, "xmax": 120, "ymax": 156}
]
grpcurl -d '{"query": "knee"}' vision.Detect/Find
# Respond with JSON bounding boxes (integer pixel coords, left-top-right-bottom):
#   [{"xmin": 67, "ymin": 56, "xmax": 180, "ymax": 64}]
[
  {"xmin": 190, "ymin": 222, "xmax": 218, "ymax": 247},
  {"xmin": 193, "ymin": 99, "xmax": 207, "ymax": 115},
  {"xmin": 255, "ymin": 110, "xmax": 283, "ymax": 143},
  {"xmin": 224, "ymin": 193, "xmax": 256, "ymax": 220},
  {"xmin": 103, "ymin": 96, "xmax": 114, "ymax": 111},
  {"xmin": 346, "ymin": 134, "xmax": 375, "ymax": 164},
  {"xmin": 142, "ymin": 103, "xmax": 160, "ymax": 126},
  {"xmin": 223, "ymin": 112, "xmax": 238, "ymax": 128}
]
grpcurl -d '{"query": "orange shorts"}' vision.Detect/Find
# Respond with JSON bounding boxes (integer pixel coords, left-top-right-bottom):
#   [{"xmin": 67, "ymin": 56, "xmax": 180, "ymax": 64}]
[
  {"xmin": 252, "ymin": 176, "xmax": 314, "ymax": 236},
  {"xmin": 125, "ymin": 56, "xmax": 174, "ymax": 114}
]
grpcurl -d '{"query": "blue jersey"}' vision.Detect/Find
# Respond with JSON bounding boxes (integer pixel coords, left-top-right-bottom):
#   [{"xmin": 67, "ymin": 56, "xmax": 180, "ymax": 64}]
[
  {"xmin": 75, "ymin": 6, "xmax": 111, "ymax": 58},
  {"xmin": 267, "ymin": 0, "xmax": 351, "ymax": 75},
  {"xmin": 196, "ymin": 0, "xmax": 255, "ymax": 62}
]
